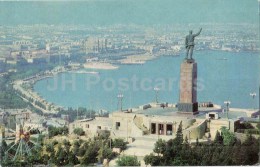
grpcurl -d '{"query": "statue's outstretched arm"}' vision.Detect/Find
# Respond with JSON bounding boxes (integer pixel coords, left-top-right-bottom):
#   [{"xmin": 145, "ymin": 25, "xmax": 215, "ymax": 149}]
[{"xmin": 194, "ymin": 28, "xmax": 202, "ymax": 37}]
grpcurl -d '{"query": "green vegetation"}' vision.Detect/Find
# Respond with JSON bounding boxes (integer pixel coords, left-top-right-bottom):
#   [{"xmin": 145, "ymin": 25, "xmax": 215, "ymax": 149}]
[
  {"xmin": 116, "ymin": 155, "xmax": 140, "ymax": 166},
  {"xmin": 34, "ymin": 100, "xmax": 46, "ymax": 110},
  {"xmin": 257, "ymin": 122, "xmax": 260, "ymax": 130},
  {"xmin": 48, "ymin": 126, "xmax": 69, "ymax": 138},
  {"xmin": 0, "ymin": 53, "xmax": 86, "ymax": 110},
  {"xmin": 144, "ymin": 122, "xmax": 260, "ymax": 166},
  {"xmin": 73, "ymin": 127, "xmax": 85, "ymax": 136},
  {"xmin": 153, "ymin": 138, "xmax": 166, "ymax": 155},
  {"xmin": 237, "ymin": 129, "xmax": 260, "ymax": 135},
  {"xmin": 238, "ymin": 122, "xmax": 254, "ymax": 129},
  {"xmin": 0, "ymin": 75, "xmax": 28, "ymax": 109},
  {"xmin": 1, "ymin": 132, "xmax": 127, "ymax": 166},
  {"xmin": 58, "ymin": 107, "xmax": 96, "ymax": 122},
  {"xmin": 111, "ymin": 138, "xmax": 127, "ymax": 150},
  {"xmin": 0, "ymin": 75, "xmax": 43, "ymax": 114},
  {"xmin": 220, "ymin": 126, "xmax": 236, "ymax": 146},
  {"xmin": 236, "ymin": 122, "xmax": 260, "ymax": 135},
  {"xmin": 0, "ymin": 59, "xmax": 56, "ymax": 109}
]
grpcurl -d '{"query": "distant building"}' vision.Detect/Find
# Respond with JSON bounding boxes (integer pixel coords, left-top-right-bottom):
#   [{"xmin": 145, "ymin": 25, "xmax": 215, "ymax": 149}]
[
  {"xmin": 46, "ymin": 44, "xmax": 50, "ymax": 53},
  {"xmin": 69, "ymin": 117, "xmax": 112, "ymax": 138},
  {"xmin": 206, "ymin": 112, "xmax": 219, "ymax": 120},
  {"xmin": 6, "ymin": 59, "xmax": 17, "ymax": 65},
  {"xmin": 83, "ymin": 37, "xmax": 108, "ymax": 54}
]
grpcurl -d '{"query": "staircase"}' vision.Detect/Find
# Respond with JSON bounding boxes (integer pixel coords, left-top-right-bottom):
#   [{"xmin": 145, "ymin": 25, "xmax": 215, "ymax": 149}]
[
  {"xmin": 133, "ymin": 115, "xmax": 149, "ymax": 135},
  {"xmin": 123, "ymin": 136, "xmax": 156, "ymax": 156},
  {"xmin": 109, "ymin": 136, "xmax": 156, "ymax": 166}
]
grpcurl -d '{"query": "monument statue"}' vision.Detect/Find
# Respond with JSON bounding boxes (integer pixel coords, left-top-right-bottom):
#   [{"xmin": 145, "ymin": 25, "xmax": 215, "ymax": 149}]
[
  {"xmin": 185, "ymin": 28, "xmax": 202, "ymax": 59},
  {"xmin": 178, "ymin": 28, "xmax": 202, "ymax": 114}
]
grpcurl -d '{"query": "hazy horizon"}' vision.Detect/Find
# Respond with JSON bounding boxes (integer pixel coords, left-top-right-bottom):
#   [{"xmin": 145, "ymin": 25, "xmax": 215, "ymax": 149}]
[{"xmin": 0, "ymin": 0, "xmax": 258, "ymax": 26}]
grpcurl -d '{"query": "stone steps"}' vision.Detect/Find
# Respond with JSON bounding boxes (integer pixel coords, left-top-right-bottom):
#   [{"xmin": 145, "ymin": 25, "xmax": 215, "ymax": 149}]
[
  {"xmin": 133, "ymin": 115, "xmax": 150, "ymax": 134},
  {"xmin": 123, "ymin": 146, "xmax": 153, "ymax": 157},
  {"xmin": 123, "ymin": 136, "xmax": 157, "ymax": 157}
]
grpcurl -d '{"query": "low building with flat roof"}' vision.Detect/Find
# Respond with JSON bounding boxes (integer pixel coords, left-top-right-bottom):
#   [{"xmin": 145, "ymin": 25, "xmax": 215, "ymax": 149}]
[
  {"xmin": 69, "ymin": 117, "xmax": 112, "ymax": 138},
  {"xmin": 68, "ymin": 102, "xmax": 251, "ymax": 141}
]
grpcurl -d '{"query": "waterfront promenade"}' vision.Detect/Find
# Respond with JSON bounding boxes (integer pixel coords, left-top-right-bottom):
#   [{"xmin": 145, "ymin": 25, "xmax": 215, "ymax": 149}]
[{"xmin": 12, "ymin": 67, "xmax": 67, "ymax": 114}]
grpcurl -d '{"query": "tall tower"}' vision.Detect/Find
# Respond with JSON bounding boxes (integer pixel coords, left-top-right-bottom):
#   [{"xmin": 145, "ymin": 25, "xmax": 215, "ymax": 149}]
[{"xmin": 177, "ymin": 59, "xmax": 198, "ymax": 114}]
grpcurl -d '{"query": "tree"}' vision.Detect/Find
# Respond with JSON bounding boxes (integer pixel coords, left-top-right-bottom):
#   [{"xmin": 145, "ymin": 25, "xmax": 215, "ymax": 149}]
[
  {"xmin": 1, "ymin": 140, "xmax": 8, "ymax": 159},
  {"xmin": 171, "ymin": 157, "xmax": 187, "ymax": 166},
  {"xmin": 98, "ymin": 145, "xmax": 116, "ymax": 163},
  {"xmin": 232, "ymin": 141, "xmax": 245, "ymax": 165},
  {"xmin": 73, "ymin": 128, "xmax": 85, "ymax": 136},
  {"xmin": 256, "ymin": 122, "xmax": 260, "ymax": 130},
  {"xmin": 200, "ymin": 145, "xmax": 213, "ymax": 165},
  {"xmin": 116, "ymin": 155, "xmax": 140, "ymax": 166},
  {"xmin": 81, "ymin": 142, "xmax": 99, "ymax": 165},
  {"xmin": 153, "ymin": 139, "xmax": 166, "ymax": 155},
  {"xmin": 220, "ymin": 127, "xmax": 236, "ymax": 146},
  {"xmin": 49, "ymin": 149, "xmax": 56, "ymax": 164},
  {"xmin": 214, "ymin": 130, "xmax": 223, "ymax": 144},
  {"xmin": 144, "ymin": 153, "xmax": 161, "ymax": 166},
  {"xmin": 41, "ymin": 154, "xmax": 50, "ymax": 165},
  {"xmin": 195, "ymin": 137, "xmax": 199, "ymax": 146},
  {"xmin": 218, "ymin": 145, "xmax": 233, "ymax": 165},
  {"xmin": 174, "ymin": 121, "xmax": 183, "ymax": 145},
  {"xmin": 241, "ymin": 134, "xmax": 260, "ymax": 165},
  {"xmin": 112, "ymin": 138, "xmax": 127, "ymax": 150},
  {"xmin": 28, "ymin": 145, "xmax": 43, "ymax": 165},
  {"xmin": 144, "ymin": 128, "xmax": 259, "ymax": 166},
  {"xmin": 78, "ymin": 141, "xmax": 89, "ymax": 157},
  {"xmin": 48, "ymin": 126, "xmax": 69, "ymax": 138},
  {"xmin": 179, "ymin": 136, "xmax": 194, "ymax": 165},
  {"xmin": 72, "ymin": 140, "xmax": 80, "ymax": 155},
  {"xmin": 68, "ymin": 151, "xmax": 79, "ymax": 165},
  {"xmin": 171, "ymin": 121, "xmax": 184, "ymax": 158},
  {"xmin": 54, "ymin": 145, "xmax": 68, "ymax": 166},
  {"xmin": 163, "ymin": 139, "xmax": 175, "ymax": 164}
]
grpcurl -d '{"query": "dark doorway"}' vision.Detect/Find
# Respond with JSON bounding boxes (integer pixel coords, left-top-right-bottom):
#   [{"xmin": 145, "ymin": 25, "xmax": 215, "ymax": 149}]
[
  {"xmin": 158, "ymin": 124, "xmax": 164, "ymax": 135},
  {"xmin": 166, "ymin": 124, "xmax": 173, "ymax": 135},
  {"xmin": 116, "ymin": 122, "xmax": 120, "ymax": 130},
  {"xmin": 151, "ymin": 123, "xmax": 156, "ymax": 134},
  {"xmin": 209, "ymin": 114, "xmax": 215, "ymax": 119}
]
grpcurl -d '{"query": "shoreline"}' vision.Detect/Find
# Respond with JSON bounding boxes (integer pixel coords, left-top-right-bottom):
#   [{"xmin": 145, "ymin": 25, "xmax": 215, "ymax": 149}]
[
  {"xmin": 13, "ymin": 67, "xmax": 67, "ymax": 114},
  {"xmin": 83, "ymin": 62, "xmax": 119, "ymax": 70},
  {"xmin": 15, "ymin": 50, "xmax": 259, "ymax": 113},
  {"xmin": 118, "ymin": 52, "xmax": 158, "ymax": 65}
]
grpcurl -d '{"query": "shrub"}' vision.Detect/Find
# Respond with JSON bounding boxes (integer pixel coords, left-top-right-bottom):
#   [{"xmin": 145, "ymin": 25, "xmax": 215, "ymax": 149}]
[
  {"xmin": 112, "ymin": 138, "xmax": 127, "ymax": 150},
  {"xmin": 116, "ymin": 155, "xmax": 140, "ymax": 166},
  {"xmin": 73, "ymin": 128, "xmax": 85, "ymax": 136}
]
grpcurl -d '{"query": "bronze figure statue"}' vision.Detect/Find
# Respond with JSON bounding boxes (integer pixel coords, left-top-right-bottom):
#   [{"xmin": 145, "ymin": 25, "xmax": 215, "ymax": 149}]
[{"xmin": 185, "ymin": 28, "xmax": 202, "ymax": 59}]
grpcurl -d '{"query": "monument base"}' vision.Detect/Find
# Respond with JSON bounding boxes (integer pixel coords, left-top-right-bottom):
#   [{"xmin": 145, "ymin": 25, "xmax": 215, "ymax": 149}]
[
  {"xmin": 177, "ymin": 102, "xmax": 198, "ymax": 114},
  {"xmin": 185, "ymin": 58, "xmax": 195, "ymax": 63}
]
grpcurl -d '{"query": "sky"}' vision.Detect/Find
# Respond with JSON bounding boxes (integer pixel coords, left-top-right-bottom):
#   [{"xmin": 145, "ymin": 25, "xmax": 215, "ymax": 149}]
[{"xmin": 0, "ymin": 0, "xmax": 258, "ymax": 25}]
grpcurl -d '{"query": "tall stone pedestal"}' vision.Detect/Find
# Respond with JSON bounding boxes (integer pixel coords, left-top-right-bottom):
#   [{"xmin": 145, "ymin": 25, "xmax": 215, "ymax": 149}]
[{"xmin": 178, "ymin": 59, "xmax": 198, "ymax": 114}]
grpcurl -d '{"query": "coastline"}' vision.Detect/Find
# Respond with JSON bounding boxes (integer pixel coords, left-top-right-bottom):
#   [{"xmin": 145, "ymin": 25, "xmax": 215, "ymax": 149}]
[
  {"xmin": 13, "ymin": 67, "xmax": 67, "ymax": 114},
  {"xmin": 83, "ymin": 62, "xmax": 119, "ymax": 70},
  {"xmin": 118, "ymin": 53, "xmax": 157, "ymax": 65},
  {"xmin": 17, "ymin": 50, "xmax": 260, "ymax": 113}
]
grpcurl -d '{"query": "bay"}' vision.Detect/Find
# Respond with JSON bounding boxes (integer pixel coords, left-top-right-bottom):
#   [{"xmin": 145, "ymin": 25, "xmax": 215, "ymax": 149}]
[{"xmin": 34, "ymin": 50, "xmax": 260, "ymax": 111}]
